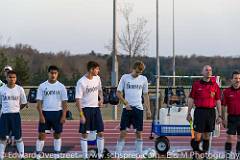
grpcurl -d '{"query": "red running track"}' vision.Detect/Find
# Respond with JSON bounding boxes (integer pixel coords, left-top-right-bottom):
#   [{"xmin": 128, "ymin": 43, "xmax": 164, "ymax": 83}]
[{"xmin": 6, "ymin": 121, "xmax": 235, "ymax": 154}]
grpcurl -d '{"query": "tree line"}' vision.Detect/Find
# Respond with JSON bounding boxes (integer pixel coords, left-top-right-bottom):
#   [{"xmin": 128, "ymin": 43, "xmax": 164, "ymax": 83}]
[{"xmin": 0, "ymin": 44, "xmax": 239, "ymax": 86}]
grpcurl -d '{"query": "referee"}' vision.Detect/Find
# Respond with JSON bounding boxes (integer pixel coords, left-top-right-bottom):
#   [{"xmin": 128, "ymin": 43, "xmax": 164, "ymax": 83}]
[
  {"xmin": 186, "ymin": 65, "xmax": 222, "ymax": 160},
  {"xmin": 222, "ymin": 70, "xmax": 240, "ymax": 159}
]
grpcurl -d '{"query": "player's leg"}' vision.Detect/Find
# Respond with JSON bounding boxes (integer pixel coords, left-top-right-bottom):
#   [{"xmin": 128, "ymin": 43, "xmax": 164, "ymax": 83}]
[
  {"xmin": 192, "ymin": 108, "xmax": 206, "ymax": 160},
  {"xmin": 224, "ymin": 115, "xmax": 236, "ymax": 159},
  {"xmin": 224, "ymin": 134, "xmax": 234, "ymax": 160},
  {"xmin": 236, "ymin": 119, "xmax": 240, "ymax": 159},
  {"xmin": 0, "ymin": 114, "xmax": 8, "ymax": 160},
  {"xmin": 116, "ymin": 108, "xmax": 130, "ymax": 156},
  {"xmin": 202, "ymin": 109, "xmax": 216, "ymax": 153},
  {"xmin": 79, "ymin": 108, "xmax": 90, "ymax": 160},
  {"xmin": 12, "ymin": 113, "xmax": 25, "ymax": 159},
  {"xmin": 95, "ymin": 108, "xmax": 104, "ymax": 159},
  {"xmin": 35, "ymin": 111, "xmax": 49, "ymax": 160},
  {"xmin": 53, "ymin": 133, "xmax": 61, "ymax": 160},
  {"xmin": 52, "ymin": 111, "xmax": 64, "ymax": 160},
  {"xmin": 133, "ymin": 108, "xmax": 144, "ymax": 156}
]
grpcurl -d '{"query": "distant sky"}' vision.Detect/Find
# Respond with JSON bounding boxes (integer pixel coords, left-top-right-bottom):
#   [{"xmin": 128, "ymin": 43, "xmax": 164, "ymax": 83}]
[{"xmin": 0, "ymin": 0, "xmax": 239, "ymax": 57}]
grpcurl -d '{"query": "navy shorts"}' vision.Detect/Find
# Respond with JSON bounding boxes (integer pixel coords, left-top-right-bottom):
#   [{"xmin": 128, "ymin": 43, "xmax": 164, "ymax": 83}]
[
  {"xmin": 79, "ymin": 107, "xmax": 104, "ymax": 134},
  {"xmin": 0, "ymin": 113, "xmax": 22, "ymax": 140},
  {"xmin": 120, "ymin": 107, "xmax": 144, "ymax": 132},
  {"xmin": 227, "ymin": 115, "xmax": 240, "ymax": 135},
  {"xmin": 38, "ymin": 110, "xmax": 63, "ymax": 134},
  {"xmin": 193, "ymin": 107, "xmax": 216, "ymax": 133}
]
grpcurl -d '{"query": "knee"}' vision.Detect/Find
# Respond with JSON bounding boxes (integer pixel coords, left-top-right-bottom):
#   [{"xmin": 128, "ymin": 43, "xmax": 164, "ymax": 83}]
[
  {"xmin": 120, "ymin": 131, "xmax": 127, "ymax": 140},
  {"xmin": 135, "ymin": 131, "xmax": 142, "ymax": 139},
  {"xmin": 53, "ymin": 133, "xmax": 61, "ymax": 139},
  {"xmin": 97, "ymin": 132, "xmax": 104, "ymax": 138},
  {"xmin": 15, "ymin": 138, "xmax": 23, "ymax": 143},
  {"xmin": 202, "ymin": 133, "xmax": 210, "ymax": 140},
  {"xmin": 81, "ymin": 133, "xmax": 88, "ymax": 139},
  {"xmin": 38, "ymin": 133, "xmax": 46, "ymax": 141}
]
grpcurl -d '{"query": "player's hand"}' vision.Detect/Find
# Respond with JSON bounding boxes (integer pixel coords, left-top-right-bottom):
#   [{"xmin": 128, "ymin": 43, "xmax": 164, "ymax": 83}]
[
  {"xmin": 80, "ymin": 114, "xmax": 86, "ymax": 124},
  {"xmin": 39, "ymin": 115, "xmax": 46, "ymax": 124},
  {"xmin": 98, "ymin": 100, "xmax": 104, "ymax": 107},
  {"xmin": 123, "ymin": 100, "xmax": 132, "ymax": 110},
  {"xmin": 125, "ymin": 104, "xmax": 132, "ymax": 110},
  {"xmin": 222, "ymin": 119, "xmax": 227, "ymax": 128},
  {"xmin": 186, "ymin": 113, "xmax": 192, "ymax": 122},
  {"xmin": 216, "ymin": 116, "xmax": 222, "ymax": 124},
  {"xmin": 146, "ymin": 109, "xmax": 152, "ymax": 119},
  {"xmin": 60, "ymin": 116, "xmax": 66, "ymax": 124}
]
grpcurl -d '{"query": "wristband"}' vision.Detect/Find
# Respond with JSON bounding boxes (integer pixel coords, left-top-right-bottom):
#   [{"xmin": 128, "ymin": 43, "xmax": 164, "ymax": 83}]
[
  {"xmin": 79, "ymin": 111, "xmax": 84, "ymax": 117},
  {"xmin": 121, "ymin": 100, "xmax": 127, "ymax": 105}
]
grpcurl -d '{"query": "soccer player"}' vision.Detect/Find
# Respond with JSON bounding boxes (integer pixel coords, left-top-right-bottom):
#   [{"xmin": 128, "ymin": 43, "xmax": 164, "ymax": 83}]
[
  {"xmin": 115, "ymin": 61, "xmax": 151, "ymax": 157},
  {"xmin": 35, "ymin": 65, "xmax": 68, "ymax": 160},
  {"xmin": 222, "ymin": 70, "xmax": 240, "ymax": 159},
  {"xmin": 2, "ymin": 65, "xmax": 21, "ymax": 85},
  {"xmin": 186, "ymin": 65, "xmax": 222, "ymax": 160},
  {"xmin": 2, "ymin": 65, "xmax": 20, "ymax": 146},
  {"xmin": 75, "ymin": 61, "xmax": 104, "ymax": 160},
  {"xmin": 0, "ymin": 70, "xmax": 27, "ymax": 160}
]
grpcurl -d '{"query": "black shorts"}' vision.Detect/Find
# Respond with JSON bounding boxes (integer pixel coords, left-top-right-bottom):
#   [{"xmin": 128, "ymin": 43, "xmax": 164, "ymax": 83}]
[
  {"xmin": 227, "ymin": 115, "xmax": 240, "ymax": 135},
  {"xmin": 0, "ymin": 113, "xmax": 22, "ymax": 140},
  {"xmin": 79, "ymin": 107, "xmax": 104, "ymax": 134},
  {"xmin": 38, "ymin": 110, "xmax": 63, "ymax": 134},
  {"xmin": 120, "ymin": 107, "xmax": 143, "ymax": 132},
  {"xmin": 193, "ymin": 107, "xmax": 216, "ymax": 133}
]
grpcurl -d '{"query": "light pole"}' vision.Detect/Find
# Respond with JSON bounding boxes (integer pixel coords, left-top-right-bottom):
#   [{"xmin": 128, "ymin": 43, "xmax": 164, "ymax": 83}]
[
  {"xmin": 112, "ymin": 0, "xmax": 119, "ymax": 120},
  {"xmin": 172, "ymin": 0, "xmax": 176, "ymax": 86},
  {"xmin": 155, "ymin": 0, "xmax": 160, "ymax": 120}
]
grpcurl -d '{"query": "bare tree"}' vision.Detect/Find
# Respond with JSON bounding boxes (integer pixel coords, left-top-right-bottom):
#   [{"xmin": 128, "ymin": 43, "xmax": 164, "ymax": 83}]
[
  {"xmin": 118, "ymin": 3, "xmax": 149, "ymax": 58},
  {"xmin": 105, "ymin": 3, "xmax": 150, "ymax": 69}
]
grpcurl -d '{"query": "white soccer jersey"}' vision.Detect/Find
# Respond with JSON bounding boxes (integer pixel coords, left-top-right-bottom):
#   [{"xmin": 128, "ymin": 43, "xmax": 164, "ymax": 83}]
[
  {"xmin": 75, "ymin": 75, "xmax": 102, "ymax": 108},
  {"xmin": 0, "ymin": 85, "xmax": 27, "ymax": 113},
  {"xmin": 36, "ymin": 81, "xmax": 68, "ymax": 111},
  {"xmin": 117, "ymin": 74, "xmax": 148, "ymax": 110}
]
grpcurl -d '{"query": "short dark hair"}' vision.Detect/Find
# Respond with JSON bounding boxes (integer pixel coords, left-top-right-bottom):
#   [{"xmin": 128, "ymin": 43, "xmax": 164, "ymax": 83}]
[
  {"xmin": 7, "ymin": 70, "xmax": 17, "ymax": 76},
  {"xmin": 232, "ymin": 70, "xmax": 240, "ymax": 78},
  {"xmin": 48, "ymin": 65, "xmax": 59, "ymax": 72},
  {"xmin": 132, "ymin": 61, "xmax": 145, "ymax": 71},
  {"xmin": 87, "ymin": 61, "xmax": 99, "ymax": 71}
]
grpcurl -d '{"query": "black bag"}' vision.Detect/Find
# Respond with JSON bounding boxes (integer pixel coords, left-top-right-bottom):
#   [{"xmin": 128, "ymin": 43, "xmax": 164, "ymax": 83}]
[
  {"xmin": 66, "ymin": 110, "xmax": 73, "ymax": 120},
  {"xmin": 109, "ymin": 87, "xmax": 119, "ymax": 105},
  {"xmin": 176, "ymin": 86, "xmax": 186, "ymax": 105},
  {"xmin": 67, "ymin": 87, "xmax": 75, "ymax": 103},
  {"xmin": 27, "ymin": 88, "xmax": 37, "ymax": 103},
  {"xmin": 103, "ymin": 88, "xmax": 110, "ymax": 104},
  {"xmin": 164, "ymin": 87, "xmax": 174, "ymax": 104}
]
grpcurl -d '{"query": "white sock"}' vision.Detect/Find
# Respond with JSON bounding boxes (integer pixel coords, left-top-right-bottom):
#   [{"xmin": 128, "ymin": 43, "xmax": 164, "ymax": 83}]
[
  {"xmin": 116, "ymin": 140, "xmax": 125, "ymax": 155},
  {"xmin": 36, "ymin": 139, "xmax": 45, "ymax": 152},
  {"xmin": 97, "ymin": 137, "xmax": 104, "ymax": 158},
  {"xmin": 135, "ymin": 139, "xmax": 143, "ymax": 155},
  {"xmin": 16, "ymin": 139, "xmax": 25, "ymax": 158},
  {"xmin": 36, "ymin": 139, "xmax": 45, "ymax": 159},
  {"xmin": 53, "ymin": 139, "xmax": 61, "ymax": 159},
  {"xmin": 80, "ymin": 138, "xmax": 88, "ymax": 159},
  {"xmin": 0, "ymin": 141, "xmax": 6, "ymax": 159}
]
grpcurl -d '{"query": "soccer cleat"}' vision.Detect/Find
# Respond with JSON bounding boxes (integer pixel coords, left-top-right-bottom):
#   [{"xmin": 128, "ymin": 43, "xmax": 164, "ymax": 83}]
[{"xmin": 192, "ymin": 154, "xmax": 197, "ymax": 160}]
